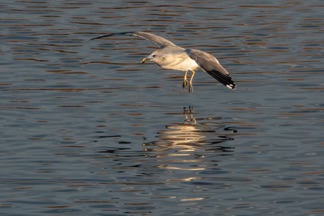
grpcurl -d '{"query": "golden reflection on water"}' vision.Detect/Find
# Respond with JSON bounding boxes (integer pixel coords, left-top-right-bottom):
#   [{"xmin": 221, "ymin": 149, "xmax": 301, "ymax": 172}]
[
  {"xmin": 143, "ymin": 107, "xmax": 236, "ymax": 156},
  {"xmin": 140, "ymin": 107, "xmax": 240, "ymax": 184}
]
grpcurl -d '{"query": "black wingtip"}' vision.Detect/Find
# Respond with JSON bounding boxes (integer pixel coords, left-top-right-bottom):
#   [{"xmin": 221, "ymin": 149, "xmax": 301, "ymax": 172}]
[
  {"xmin": 90, "ymin": 32, "xmax": 136, "ymax": 41},
  {"xmin": 206, "ymin": 69, "xmax": 236, "ymax": 90},
  {"xmin": 90, "ymin": 34, "xmax": 113, "ymax": 41},
  {"xmin": 226, "ymin": 83, "xmax": 236, "ymax": 90}
]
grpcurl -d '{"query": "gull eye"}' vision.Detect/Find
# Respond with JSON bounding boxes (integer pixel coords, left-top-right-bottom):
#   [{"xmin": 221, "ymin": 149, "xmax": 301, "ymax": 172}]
[{"xmin": 152, "ymin": 55, "xmax": 157, "ymax": 58}]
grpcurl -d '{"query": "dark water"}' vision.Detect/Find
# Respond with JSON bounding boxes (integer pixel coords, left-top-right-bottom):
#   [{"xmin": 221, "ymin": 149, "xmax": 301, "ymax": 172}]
[{"xmin": 1, "ymin": 0, "xmax": 323, "ymax": 215}]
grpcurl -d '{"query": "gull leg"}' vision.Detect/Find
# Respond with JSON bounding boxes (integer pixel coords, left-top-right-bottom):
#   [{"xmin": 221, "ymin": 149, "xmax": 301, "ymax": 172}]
[
  {"xmin": 183, "ymin": 71, "xmax": 188, "ymax": 88},
  {"xmin": 188, "ymin": 70, "xmax": 195, "ymax": 93}
]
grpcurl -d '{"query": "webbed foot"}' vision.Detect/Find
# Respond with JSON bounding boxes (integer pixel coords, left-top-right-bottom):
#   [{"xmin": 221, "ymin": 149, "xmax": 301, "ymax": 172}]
[{"xmin": 183, "ymin": 79, "xmax": 188, "ymax": 88}]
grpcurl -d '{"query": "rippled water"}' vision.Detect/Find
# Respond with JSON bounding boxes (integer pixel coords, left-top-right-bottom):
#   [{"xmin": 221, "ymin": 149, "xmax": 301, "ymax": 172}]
[{"xmin": 1, "ymin": 0, "xmax": 323, "ymax": 215}]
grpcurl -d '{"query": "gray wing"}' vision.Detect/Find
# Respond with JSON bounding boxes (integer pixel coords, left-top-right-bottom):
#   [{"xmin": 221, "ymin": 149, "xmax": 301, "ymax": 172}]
[
  {"xmin": 188, "ymin": 49, "xmax": 236, "ymax": 90},
  {"xmin": 90, "ymin": 31, "xmax": 177, "ymax": 48}
]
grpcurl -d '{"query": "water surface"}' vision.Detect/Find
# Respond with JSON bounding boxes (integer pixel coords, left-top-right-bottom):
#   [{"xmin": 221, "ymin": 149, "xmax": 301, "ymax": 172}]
[{"xmin": 1, "ymin": 0, "xmax": 323, "ymax": 215}]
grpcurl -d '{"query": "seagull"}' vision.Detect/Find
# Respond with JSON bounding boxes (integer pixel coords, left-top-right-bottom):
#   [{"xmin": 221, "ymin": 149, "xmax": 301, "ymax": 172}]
[{"xmin": 91, "ymin": 31, "xmax": 236, "ymax": 93}]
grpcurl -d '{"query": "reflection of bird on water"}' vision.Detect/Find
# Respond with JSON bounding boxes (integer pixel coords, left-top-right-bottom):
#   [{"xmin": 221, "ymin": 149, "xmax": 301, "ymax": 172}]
[
  {"xmin": 143, "ymin": 107, "xmax": 236, "ymax": 152},
  {"xmin": 91, "ymin": 31, "xmax": 236, "ymax": 93}
]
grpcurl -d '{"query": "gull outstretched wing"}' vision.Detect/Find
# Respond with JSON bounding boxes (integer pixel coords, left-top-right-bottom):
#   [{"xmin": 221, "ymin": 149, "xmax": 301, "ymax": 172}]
[
  {"xmin": 91, "ymin": 31, "xmax": 177, "ymax": 48},
  {"xmin": 188, "ymin": 49, "xmax": 236, "ymax": 89}
]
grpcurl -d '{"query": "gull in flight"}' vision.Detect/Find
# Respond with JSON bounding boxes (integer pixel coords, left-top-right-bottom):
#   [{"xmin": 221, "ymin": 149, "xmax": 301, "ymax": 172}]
[{"xmin": 91, "ymin": 31, "xmax": 236, "ymax": 93}]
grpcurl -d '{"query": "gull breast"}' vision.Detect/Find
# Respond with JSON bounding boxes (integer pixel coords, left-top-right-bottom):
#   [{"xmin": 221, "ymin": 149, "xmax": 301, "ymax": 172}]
[{"xmin": 165, "ymin": 55, "xmax": 200, "ymax": 71}]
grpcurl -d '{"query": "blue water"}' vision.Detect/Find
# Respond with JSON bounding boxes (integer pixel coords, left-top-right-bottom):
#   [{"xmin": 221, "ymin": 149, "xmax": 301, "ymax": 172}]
[{"xmin": 1, "ymin": 0, "xmax": 323, "ymax": 215}]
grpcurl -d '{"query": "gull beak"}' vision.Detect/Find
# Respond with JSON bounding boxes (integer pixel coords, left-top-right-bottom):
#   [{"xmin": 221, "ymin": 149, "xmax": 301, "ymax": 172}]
[
  {"xmin": 141, "ymin": 58, "xmax": 148, "ymax": 64},
  {"xmin": 141, "ymin": 57, "xmax": 148, "ymax": 64}
]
